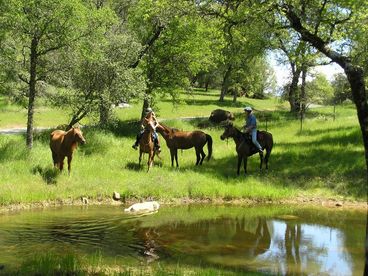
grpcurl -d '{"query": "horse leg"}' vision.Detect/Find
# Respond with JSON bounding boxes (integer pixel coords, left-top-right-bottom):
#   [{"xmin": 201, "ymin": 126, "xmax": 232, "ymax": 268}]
[
  {"xmin": 139, "ymin": 150, "xmax": 143, "ymax": 166},
  {"xmin": 59, "ymin": 156, "xmax": 65, "ymax": 171},
  {"xmin": 244, "ymin": 156, "xmax": 248, "ymax": 175},
  {"xmin": 174, "ymin": 149, "xmax": 179, "ymax": 167},
  {"xmin": 67, "ymin": 154, "xmax": 72, "ymax": 175},
  {"xmin": 237, "ymin": 155, "xmax": 242, "ymax": 176},
  {"xmin": 265, "ymin": 148, "xmax": 271, "ymax": 170},
  {"xmin": 52, "ymin": 152, "xmax": 60, "ymax": 170},
  {"xmin": 259, "ymin": 152, "xmax": 264, "ymax": 171},
  {"xmin": 199, "ymin": 147, "xmax": 206, "ymax": 165},
  {"xmin": 195, "ymin": 148, "xmax": 200, "ymax": 165},
  {"xmin": 170, "ymin": 148, "xmax": 175, "ymax": 167},
  {"xmin": 51, "ymin": 150, "xmax": 58, "ymax": 168},
  {"xmin": 150, "ymin": 152, "xmax": 155, "ymax": 168},
  {"xmin": 147, "ymin": 153, "xmax": 152, "ymax": 172}
]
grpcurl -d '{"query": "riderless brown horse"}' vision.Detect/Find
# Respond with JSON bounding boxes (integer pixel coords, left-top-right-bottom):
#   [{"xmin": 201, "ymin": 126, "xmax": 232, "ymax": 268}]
[
  {"xmin": 49, "ymin": 127, "xmax": 86, "ymax": 174},
  {"xmin": 220, "ymin": 122, "xmax": 273, "ymax": 175},
  {"xmin": 139, "ymin": 117, "xmax": 160, "ymax": 171},
  {"xmin": 156, "ymin": 123, "xmax": 212, "ymax": 167}
]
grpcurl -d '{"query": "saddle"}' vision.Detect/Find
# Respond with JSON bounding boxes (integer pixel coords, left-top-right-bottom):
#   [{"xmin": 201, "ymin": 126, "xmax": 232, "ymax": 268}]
[
  {"xmin": 242, "ymin": 131, "xmax": 263, "ymax": 141},
  {"xmin": 242, "ymin": 131, "xmax": 263, "ymax": 152}
]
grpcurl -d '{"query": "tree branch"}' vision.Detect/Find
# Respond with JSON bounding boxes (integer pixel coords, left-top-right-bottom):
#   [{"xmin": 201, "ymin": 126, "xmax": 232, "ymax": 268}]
[
  {"xmin": 281, "ymin": 4, "xmax": 349, "ymax": 69},
  {"xmin": 129, "ymin": 24, "xmax": 165, "ymax": 69},
  {"xmin": 18, "ymin": 74, "xmax": 30, "ymax": 84}
]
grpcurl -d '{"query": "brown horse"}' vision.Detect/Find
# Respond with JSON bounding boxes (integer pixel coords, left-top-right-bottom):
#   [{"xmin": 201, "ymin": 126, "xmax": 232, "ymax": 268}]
[
  {"xmin": 139, "ymin": 117, "xmax": 159, "ymax": 171},
  {"xmin": 220, "ymin": 122, "xmax": 273, "ymax": 175},
  {"xmin": 49, "ymin": 127, "xmax": 86, "ymax": 174},
  {"xmin": 156, "ymin": 123, "xmax": 212, "ymax": 167}
]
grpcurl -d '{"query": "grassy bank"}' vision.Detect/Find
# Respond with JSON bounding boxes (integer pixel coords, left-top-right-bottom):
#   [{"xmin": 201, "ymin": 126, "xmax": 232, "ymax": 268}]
[
  {"xmin": 0, "ymin": 90, "xmax": 366, "ymax": 207},
  {"xmin": 12, "ymin": 251, "xmax": 268, "ymax": 276}
]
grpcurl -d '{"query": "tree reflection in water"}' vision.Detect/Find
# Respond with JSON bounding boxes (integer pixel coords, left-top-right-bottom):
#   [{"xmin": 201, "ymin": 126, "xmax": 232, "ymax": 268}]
[
  {"xmin": 145, "ymin": 216, "xmax": 272, "ymax": 268},
  {"xmin": 285, "ymin": 222, "xmax": 301, "ymax": 275},
  {"xmin": 0, "ymin": 205, "xmax": 364, "ymax": 275}
]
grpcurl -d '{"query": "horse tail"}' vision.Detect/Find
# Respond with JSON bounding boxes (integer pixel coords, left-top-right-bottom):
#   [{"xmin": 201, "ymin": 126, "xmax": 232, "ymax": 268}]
[
  {"xmin": 206, "ymin": 134, "xmax": 212, "ymax": 161},
  {"xmin": 267, "ymin": 132, "xmax": 273, "ymax": 154}
]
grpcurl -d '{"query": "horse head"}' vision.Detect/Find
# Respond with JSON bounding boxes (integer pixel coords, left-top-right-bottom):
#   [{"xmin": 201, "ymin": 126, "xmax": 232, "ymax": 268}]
[
  {"xmin": 155, "ymin": 122, "xmax": 170, "ymax": 134},
  {"xmin": 220, "ymin": 121, "xmax": 236, "ymax": 140},
  {"xmin": 72, "ymin": 127, "xmax": 86, "ymax": 145},
  {"xmin": 144, "ymin": 118, "xmax": 158, "ymax": 131}
]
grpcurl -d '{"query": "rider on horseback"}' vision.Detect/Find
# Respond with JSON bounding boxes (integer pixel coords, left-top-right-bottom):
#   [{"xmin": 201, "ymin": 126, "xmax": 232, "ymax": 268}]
[
  {"xmin": 243, "ymin": 106, "xmax": 263, "ymax": 154},
  {"xmin": 132, "ymin": 107, "xmax": 161, "ymax": 152}
]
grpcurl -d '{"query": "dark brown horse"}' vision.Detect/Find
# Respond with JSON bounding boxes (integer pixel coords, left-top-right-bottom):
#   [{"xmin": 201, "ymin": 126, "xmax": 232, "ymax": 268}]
[
  {"xmin": 50, "ymin": 127, "xmax": 86, "ymax": 174},
  {"xmin": 220, "ymin": 122, "xmax": 273, "ymax": 175},
  {"xmin": 156, "ymin": 123, "xmax": 212, "ymax": 167},
  {"xmin": 139, "ymin": 117, "xmax": 160, "ymax": 171}
]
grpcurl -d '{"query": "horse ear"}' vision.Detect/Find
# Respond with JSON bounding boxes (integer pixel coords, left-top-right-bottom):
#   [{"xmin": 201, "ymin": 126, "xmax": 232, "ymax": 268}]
[{"xmin": 72, "ymin": 123, "xmax": 81, "ymax": 129}]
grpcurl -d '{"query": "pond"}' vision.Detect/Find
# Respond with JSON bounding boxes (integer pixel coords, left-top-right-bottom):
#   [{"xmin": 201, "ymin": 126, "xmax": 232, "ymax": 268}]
[{"xmin": 0, "ymin": 204, "xmax": 366, "ymax": 275}]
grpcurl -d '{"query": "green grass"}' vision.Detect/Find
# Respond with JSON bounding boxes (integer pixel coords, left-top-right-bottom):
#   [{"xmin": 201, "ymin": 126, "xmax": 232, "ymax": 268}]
[
  {"xmin": 12, "ymin": 251, "xmax": 269, "ymax": 275},
  {"xmin": 0, "ymin": 96, "xmax": 71, "ymax": 128},
  {"xmin": 0, "ymin": 90, "xmax": 366, "ymax": 207}
]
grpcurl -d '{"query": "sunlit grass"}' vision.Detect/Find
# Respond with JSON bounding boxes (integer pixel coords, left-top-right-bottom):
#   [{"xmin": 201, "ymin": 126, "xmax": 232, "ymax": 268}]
[{"xmin": 0, "ymin": 90, "xmax": 366, "ymax": 206}]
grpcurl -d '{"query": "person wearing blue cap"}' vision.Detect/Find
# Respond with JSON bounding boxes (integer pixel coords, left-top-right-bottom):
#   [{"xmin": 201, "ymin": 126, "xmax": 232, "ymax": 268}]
[
  {"xmin": 132, "ymin": 107, "xmax": 161, "ymax": 152},
  {"xmin": 243, "ymin": 106, "xmax": 263, "ymax": 153}
]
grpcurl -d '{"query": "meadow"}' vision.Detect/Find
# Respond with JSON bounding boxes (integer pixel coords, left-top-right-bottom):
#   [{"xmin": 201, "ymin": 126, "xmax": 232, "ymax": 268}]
[{"xmin": 0, "ymin": 89, "xmax": 366, "ymax": 207}]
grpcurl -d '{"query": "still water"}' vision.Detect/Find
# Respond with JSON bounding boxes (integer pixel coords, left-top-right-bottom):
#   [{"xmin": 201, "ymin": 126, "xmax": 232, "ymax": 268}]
[{"xmin": 0, "ymin": 204, "xmax": 365, "ymax": 275}]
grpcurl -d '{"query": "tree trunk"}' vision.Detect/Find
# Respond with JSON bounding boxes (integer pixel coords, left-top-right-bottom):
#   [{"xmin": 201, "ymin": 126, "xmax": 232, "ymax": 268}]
[
  {"xmin": 26, "ymin": 36, "xmax": 38, "ymax": 149},
  {"xmin": 300, "ymin": 65, "xmax": 307, "ymax": 118},
  {"xmin": 345, "ymin": 66, "xmax": 368, "ymax": 171},
  {"xmin": 67, "ymin": 108, "xmax": 88, "ymax": 129},
  {"xmin": 219, "ymin": 64, "xmax": 232, "ymax": 102},
  {"xmin": 232, "ymin": 87, "xmax": 238, "ymax": 102},
  {"xmin": 289, "ymin": 63, "xmax": 301, "ymax": 114},
  {"xmin": 99, "ymin": 96, "xmax": 111, "ymax": 126},
  {"xmin": 141, "ymin": 97, "xmax": 150, "ymax": 120},
  {"xmin": 205, "ymin": 79, "xmax": 209, "ymax": 92},
  {"xmin": 299, "ymin": 67, "xmax": 307, "ymax": 132},
  {"xmin": 142, "ymin": 61, "xmax": 153, "ymax": 120}
]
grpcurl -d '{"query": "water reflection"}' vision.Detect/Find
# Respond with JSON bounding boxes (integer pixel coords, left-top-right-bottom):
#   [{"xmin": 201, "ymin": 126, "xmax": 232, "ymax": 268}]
[
  {"xmin": 0, "ymin": 205, "xmax": 365, "ymax": 275},
  {"xmin": 259, "ymin": 221, "xmax": 353, "ymax": 275}
]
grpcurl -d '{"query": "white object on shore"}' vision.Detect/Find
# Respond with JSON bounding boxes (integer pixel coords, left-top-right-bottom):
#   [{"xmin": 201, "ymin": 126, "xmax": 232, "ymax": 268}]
[{"xmin": 124, "ymin": 201, "xmax": 160, "ymax": 213}]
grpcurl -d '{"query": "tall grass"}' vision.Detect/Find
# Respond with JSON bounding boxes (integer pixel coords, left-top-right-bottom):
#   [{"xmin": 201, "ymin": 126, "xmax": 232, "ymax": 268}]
[{"xmin": 13, "ymin": 250, "xmax": 269, "ymax": 275}]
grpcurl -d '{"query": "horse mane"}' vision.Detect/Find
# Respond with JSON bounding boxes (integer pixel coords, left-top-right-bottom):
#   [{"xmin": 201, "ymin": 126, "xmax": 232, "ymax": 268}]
[
  {"xmin": 63, "ymin": 128, "xmax": 78, "ymax": 150},
  {"xmin": 232, "ymin": 125, "xmax": 245, "ymax": 140},
  {"xmin": 158, "ymin": 122, "xmax": 173, "ymax": 134}
]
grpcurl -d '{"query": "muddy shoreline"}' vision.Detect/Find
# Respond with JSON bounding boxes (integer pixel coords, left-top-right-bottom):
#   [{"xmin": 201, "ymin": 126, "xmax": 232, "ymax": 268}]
[{"xmin": 0, "ymin": 195, "xmax": 366, "ymax": 214}]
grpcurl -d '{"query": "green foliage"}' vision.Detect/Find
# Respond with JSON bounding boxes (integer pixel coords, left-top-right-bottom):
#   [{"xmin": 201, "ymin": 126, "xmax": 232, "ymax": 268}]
[
  {"xmin": 232, "ymin": 55, "xmax": 276, "ymax": 98},
  {"xmin": 305, "ymin": 73, "xmax": 334, "ymax": 105},
  {"xmin": 331, "ymin": 73, "xmax": 352, "ymax": 104},
  {"xmin": 201, "ymin": 0, "xmax": 272, "ymax": 100}
]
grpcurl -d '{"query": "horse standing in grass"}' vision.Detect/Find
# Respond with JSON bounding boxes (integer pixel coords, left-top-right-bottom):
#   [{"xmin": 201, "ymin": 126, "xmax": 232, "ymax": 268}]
[
  {"xmin": 220, "ymin": 122, "xmax": 273, "ymax": 175},
  {"xmin": 50, "ymin": 127, "xmax": 86, "ymax": 174},
  {"xmin": 139, "ymin": 117, "xmax": 160, "ymax": 171},
  {"xmin": 156, "ymin": 123, "xmax": 212, "ymax": 167}
]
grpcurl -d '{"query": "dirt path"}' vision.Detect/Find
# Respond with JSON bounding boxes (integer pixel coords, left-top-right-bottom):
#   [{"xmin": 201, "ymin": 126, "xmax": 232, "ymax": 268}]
[{"xmin": 0, "ymin": 127, "xmax": 50, "ymax": 134}]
